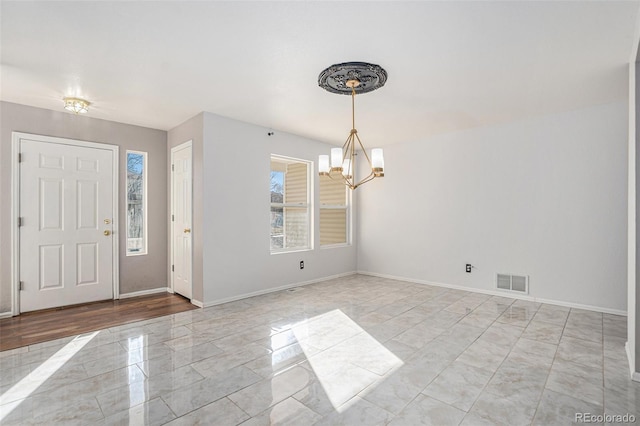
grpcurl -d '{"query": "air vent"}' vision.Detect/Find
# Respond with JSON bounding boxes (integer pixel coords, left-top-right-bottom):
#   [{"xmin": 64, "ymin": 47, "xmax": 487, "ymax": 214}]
[{"xmin": 496, "ymin": 273, "xmax": 529, "ymax": 294}]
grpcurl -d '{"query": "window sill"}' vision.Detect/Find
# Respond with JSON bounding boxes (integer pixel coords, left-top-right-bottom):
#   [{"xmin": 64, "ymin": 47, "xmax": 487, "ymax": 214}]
[
  {"xmin": 270, "ymin": 247, "xmax": 312, "ymax": 255},
  {"xmin": 320, "ymin": 243, "xmax": 351, "ymax": 250},
  {"xmin": 126, "ymin": 252, "xmax": 148, "ymax": 257}
]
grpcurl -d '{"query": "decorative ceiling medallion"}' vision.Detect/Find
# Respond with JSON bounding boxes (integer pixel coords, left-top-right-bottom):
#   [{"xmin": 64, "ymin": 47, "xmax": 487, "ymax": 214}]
[{"xmin": 318, "ymin": 62, "xmax": 387, "ymax": 95}]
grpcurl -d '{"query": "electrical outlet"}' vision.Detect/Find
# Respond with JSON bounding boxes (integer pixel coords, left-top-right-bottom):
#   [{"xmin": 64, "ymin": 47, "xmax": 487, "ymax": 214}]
[
  {"xmin": 466, "ymin": 264, "xmax": 472, "ymax": 273},
  {"xmin": 300, "ymin": 261, "xmax": 304, "ymax": 270}
]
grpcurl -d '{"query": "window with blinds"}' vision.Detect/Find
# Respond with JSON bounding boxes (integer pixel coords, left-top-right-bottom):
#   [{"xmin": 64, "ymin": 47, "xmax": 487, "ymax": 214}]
[
  {"xmin": 320, "ymin": 175, "xmax": 349, "ymax": 246},
  {"xmin": 270, "ymin": 156, "xmax": 311, "ymax": 252}
]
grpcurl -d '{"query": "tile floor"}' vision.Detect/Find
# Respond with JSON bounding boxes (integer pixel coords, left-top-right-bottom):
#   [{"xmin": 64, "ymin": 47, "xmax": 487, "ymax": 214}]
[{"xmin": 0, "ymin": 274, "xmax": 638, "ymax": 425}]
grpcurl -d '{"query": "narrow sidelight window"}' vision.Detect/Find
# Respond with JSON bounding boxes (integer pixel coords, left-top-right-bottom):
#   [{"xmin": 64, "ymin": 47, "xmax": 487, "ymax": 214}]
[{"xmin": 126, "ymin": 150, "xmax": 147, "ymax": 255}]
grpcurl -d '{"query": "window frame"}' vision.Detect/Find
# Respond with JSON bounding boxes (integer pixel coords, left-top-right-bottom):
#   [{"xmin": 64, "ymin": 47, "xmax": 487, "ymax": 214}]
[
  {"xmin": 270, "ymin": 154, "xmax": 313, "ymax": 254},
  {"xmin": 126, "ymin": 150, "xmax": 148, "ymax": 256},
  {"xmin": 319, "ymin": 174, "xmax": 351, "ymax": 248}
]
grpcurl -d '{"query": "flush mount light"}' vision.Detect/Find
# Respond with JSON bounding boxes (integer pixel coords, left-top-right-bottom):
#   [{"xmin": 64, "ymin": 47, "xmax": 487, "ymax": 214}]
[
  {"xmin": 318, "ymin": 62, "xmax": 387, "ymax": 190},
  {"xmin": 63, "ymin": 97, "xmax": 90, "ymax": 114}
]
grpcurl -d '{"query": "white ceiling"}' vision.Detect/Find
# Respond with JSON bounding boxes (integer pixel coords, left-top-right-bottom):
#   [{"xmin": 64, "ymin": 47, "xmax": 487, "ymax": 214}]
[{"xmin": 1, "ymin": 1, "xmax": 639, "ymax": 147}]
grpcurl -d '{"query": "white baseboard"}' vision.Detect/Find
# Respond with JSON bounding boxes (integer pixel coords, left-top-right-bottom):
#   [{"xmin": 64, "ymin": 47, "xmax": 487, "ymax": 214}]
[
  {"xmin": 0, "ymin": 311, "xmax": 14, "ymax": 319},
  {"xmin": 357, "ymin": 271, "xmax": 627, "ymax": 316},
  {"xmin": 191, "ymin": 299, "xmax": 204, "ymax": 308},
  {"xmin": 202, "ymin": 271, "xmax": 357, "ymax": 308},
  {"xmin": 119, "ymin": 287, "xmax": 169, "ymax": 299}
]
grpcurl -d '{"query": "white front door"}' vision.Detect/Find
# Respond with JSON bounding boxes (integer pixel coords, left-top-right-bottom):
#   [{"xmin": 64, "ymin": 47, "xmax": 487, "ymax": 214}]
[
  {"xmin": 171, "ymin": 142, "xmax": 193, "ymax": 299},
  {"xmin": 19, "ymin": 137, "xmax": 116, "ymax": 312}
]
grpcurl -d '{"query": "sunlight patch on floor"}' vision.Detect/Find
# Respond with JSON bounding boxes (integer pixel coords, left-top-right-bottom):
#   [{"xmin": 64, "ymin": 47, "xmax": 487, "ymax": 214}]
[
  {"xmin": 293, "ymin": 309, "xmax": 403, "ymax": 413},
  {"xmin": 0, "ymin": 331, "xmax": 99, "ymax": 421}
]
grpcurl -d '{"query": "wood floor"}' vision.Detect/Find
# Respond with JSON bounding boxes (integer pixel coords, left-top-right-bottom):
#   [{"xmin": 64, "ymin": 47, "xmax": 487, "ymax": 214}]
[{"xmin": 0, "ymin": 293, "xmax": 199, "ymax": 352}]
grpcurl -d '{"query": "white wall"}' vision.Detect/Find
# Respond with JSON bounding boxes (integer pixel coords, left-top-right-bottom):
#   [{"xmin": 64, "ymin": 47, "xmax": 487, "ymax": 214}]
[
  {"xmin": 628, "ymin": 26, "xmax": 640, "ymax": 379},
  {"xmin": 358, "ymin": 101, "xmax": 628, "ymax": 312},
  {"xmin": 200, "ymin": 112, "xmax": 357, "ymax": 305},
  {"xmin": 628, "ymin": 61, "xmax": 636, "ymax": 376}
]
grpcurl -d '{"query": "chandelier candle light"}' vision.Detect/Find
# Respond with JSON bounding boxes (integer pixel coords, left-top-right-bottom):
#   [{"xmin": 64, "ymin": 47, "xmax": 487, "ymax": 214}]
[{"xmin": 318, "ymin": 62, "xmax": 387, "ymax": 190}]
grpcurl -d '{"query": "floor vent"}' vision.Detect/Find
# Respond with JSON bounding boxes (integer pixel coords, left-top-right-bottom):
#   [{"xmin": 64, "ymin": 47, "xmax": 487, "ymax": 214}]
[{"xmin": 496, "ymin": 273, "xmax": 529, "ymax": 294}]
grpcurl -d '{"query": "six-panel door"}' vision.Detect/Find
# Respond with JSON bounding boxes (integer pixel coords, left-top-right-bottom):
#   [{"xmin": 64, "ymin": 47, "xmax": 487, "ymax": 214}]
[
  {"xmin": 19, "ymin": 139, "xmax": 114, "ymax": 312},
  {"xmin": 172, "ymin": 143, "xmax": 192, "ymax": 299}
]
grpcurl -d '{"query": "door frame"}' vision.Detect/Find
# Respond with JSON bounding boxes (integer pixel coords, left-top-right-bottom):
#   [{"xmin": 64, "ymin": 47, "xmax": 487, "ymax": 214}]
[
  {"xmin": 11, "ymin": 132, "xmax": 120, "ymax": 316},
  {"xmin": 170, "ymin": 140, "xmax": 193, "ymax": 299}
]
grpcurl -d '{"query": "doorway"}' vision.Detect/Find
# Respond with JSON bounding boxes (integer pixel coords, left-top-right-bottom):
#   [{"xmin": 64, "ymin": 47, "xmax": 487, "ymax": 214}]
[
  {"xmin": 170, "ymin": 141, "xmax": 193, "ymax": 299},
  {"xmin": 12, "ymin": 133, "xmax": 119, "ymax": 313}
]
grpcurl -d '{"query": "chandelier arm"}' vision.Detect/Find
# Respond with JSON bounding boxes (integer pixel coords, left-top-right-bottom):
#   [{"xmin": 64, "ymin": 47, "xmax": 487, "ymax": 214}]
[
  {"xmin": 354, "ymin": 132, "xmax": 375, "ymax": 186},
  {"xmin": 342, "ymin": 132, "xmax": 352, "ymax": 150},
  {"xmin": 342, "ymin": 132, "xmax": 355, "ymax": 175},
  {"xmin": 354, "ymin": 132, "xmax": 373, "ymax": 167},
  {"xmin": 325, "ymin": 171, "xmax": 352, "ymax": 191},
  {"xmin": 351, "ymin": 129, "xmax": 356, "ymax": 184},
  {"xmin": 353, "ymin": 170, "xmax": 377, "ymax": 189},
  {"xmin": 352, "ymin": 132, "xmax": 379, "ymax": 189},
  {"xmin": 345, "ymin": 169, "xmax": 356, "ymax": 189}
]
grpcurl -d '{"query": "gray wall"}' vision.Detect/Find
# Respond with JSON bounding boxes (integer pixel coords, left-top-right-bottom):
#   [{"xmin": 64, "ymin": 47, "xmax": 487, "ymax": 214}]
[
  {"xmin": 200, "ymin": 112, "xmax": 357, "ymax": 305},
  {"xmin": 167, "ymin": 111, "xmax": 358, "ymax": 306},
  {"xmin": 0, "ymin": 101, "xmax": 168, "ymax": 313},
  {"xmin": 167, "ymin": 113, "xmax": 204, "ymax": 303},
  {"xmin": 358, "ymin": 101, "xmax": 628, "ymax": 312}
]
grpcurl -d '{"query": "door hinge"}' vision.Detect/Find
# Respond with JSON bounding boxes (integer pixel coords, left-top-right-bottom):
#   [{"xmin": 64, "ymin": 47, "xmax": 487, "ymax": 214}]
[
  {"xmin": 18, "ymin": 217, "xmax": 23, "ymax": 227},
  {"xmin": 171, "ymin": 265, "xmax": 174, "ymax": 272},
  {"xmin": 18, "ymin": 153, "xmax": 22, "ymax": 163},
  {"xmin": 172, "ymin": 214, "xmax": 174, "ymax": 222},
  {"xmin": 171, "ymin": 164, "xmax": 175, "ymax": 171},
  {"xmin": 19, "ymin": 281, "xmax": 24, "ymax": 291}
]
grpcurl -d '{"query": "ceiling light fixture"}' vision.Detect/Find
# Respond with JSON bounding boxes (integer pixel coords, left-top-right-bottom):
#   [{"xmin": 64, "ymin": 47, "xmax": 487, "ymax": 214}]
[
  {"xmin": 63, "ymin": 97, "xmax": 90, "ymax": 114},
  {"xmin": 318, "ymin": 62, "xmax": 387, "ymax": 190}
]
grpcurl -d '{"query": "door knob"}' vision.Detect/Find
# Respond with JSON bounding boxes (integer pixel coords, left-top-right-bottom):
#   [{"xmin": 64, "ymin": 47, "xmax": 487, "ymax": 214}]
[
  {"xmin": 104, "ymin": 230, "xmax": 111, "ymax": 236},
  {"xmin": 184, "ymin": 228, "xmax": 191, "ymax": 234}
]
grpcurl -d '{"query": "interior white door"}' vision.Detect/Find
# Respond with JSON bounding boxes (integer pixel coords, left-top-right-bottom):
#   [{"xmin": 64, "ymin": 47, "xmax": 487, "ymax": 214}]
[
  {"xmin": 172, "ymin": 143, "xmax": 192, "ymax": 299},
  {"xmin": 19, "ymin": 139, "xmax": 114, "ymax": 312}
]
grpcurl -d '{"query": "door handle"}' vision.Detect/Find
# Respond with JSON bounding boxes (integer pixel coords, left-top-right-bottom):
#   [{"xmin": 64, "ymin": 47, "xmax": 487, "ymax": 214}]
[
  {"xmin": 104, "ymin": 230, "xmax": 111, "ymax": 236},
  {"xmin": 184, "ymin": 228, "xmax": 191, "ymax": 234}
]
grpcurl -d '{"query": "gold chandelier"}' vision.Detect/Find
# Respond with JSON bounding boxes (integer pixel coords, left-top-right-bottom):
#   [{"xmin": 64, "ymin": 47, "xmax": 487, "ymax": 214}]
[{"xmin": 318, "ymin": 62, "xmax": 387, "ymax": 190}]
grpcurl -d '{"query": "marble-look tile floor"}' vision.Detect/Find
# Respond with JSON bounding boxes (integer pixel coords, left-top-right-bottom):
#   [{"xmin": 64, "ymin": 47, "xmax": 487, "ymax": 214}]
[{"xmin": 0, "ymin": 274, "xmax": 638, "ymax": 425}]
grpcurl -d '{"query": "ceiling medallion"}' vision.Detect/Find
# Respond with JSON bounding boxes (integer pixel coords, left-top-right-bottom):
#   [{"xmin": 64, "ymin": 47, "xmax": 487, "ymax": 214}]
[{"xmin": 318, "ymin": 62, "xmax": 387, "ymax": 95}]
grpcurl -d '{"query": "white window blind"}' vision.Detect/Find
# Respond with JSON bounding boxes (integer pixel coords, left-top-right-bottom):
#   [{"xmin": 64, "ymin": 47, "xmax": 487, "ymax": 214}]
[{"xmin": 319, "ymin": 174, "xmax": 348, "ymax": 246}]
